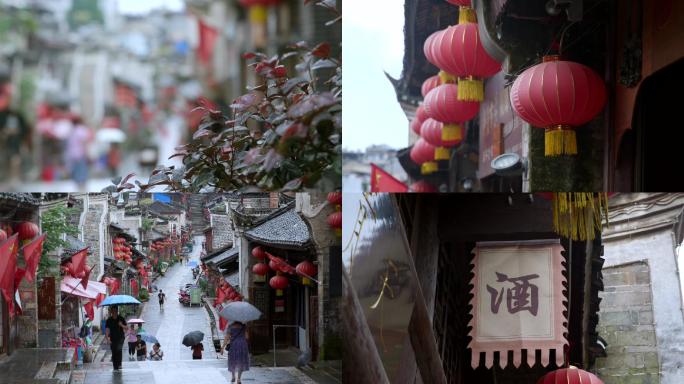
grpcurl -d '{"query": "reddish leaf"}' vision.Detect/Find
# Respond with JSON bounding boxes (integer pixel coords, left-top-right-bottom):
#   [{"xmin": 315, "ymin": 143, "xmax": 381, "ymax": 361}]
[
  {"xmin": 242, "ymin": 52, "xmax": 256, "ymax": 59},
  {"xmin": 312, "ymin": 42, "xmax": 331, "ymax": 58}
]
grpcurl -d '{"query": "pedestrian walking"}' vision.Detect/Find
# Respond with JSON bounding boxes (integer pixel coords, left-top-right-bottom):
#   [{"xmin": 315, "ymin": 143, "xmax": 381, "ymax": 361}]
[
  {"xmin": 104, "ymin": 306, "xmax": 127, "ymax": 371},
  {"xmin": 158, "ymin": 289, "xmax": 166, "ymax": 310},
  {"xmin": 64, "ymin": 115, "xmax": 92, "ymax": 190},
  {"xmin": 191, "ymin": 342, "xmax": 204, "ymax": 360},
  {"xmin": 149, "ymin": 343, "xmax": 164, "ymax": 361},
  {"xmin": 221, "ymin": 321, "xmax": 250, "ymax": 383},
  {"xmin": 126, "ymin": 325, "xmax": 137, "ymax": 361},
  {"xmin": 134, "ymin": 334, "xmax": 147, "ymax": 361}
]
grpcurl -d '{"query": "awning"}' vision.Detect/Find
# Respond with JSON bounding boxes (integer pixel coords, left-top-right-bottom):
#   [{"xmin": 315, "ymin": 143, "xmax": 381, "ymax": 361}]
[{"xmin": 60, "ymin": 276, "xmax": 107, "ymax": 300}]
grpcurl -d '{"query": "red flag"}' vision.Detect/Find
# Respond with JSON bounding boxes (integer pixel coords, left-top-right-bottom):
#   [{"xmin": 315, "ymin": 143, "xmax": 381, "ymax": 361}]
[
  {"xmin": 81, "ymin": 264, "xmax": 95, "ymax": 289},
  {"xmin": 84, "ymin": 300, "xmax": 94, "ymax": 321},
  {"xmin": 0, "ymin": 234, "xmax": 19, "ymax": 317},
  {"xmin": 110, "ymin": 279, "xmax": 120, "ymax": 295},
  {"xmin": 70, "ymin": 248, "xmax": 88, "ymax": 277},
  {"xmin": 219, "ymin": 316, "xmax": 227, "ymax": 331},
  {"xmin": 130, "ymin": 279, "xmax": 138, "ymax": 297},
  {"xmin": 197, "ymin": 19, "xmax": 218, "ymax": 65},
  {"xmin": 370, "ymin": 163, "xmax": 409, "ymax": 192},
  {"xmin": 14, "ymin": 268, "xmax": 25, "ymax": 290},
  {"xmin": 22, "ymin": 233, "xmax": 46, "ymax": 283},
  {"xmin": 95, "ymin": 293, "xmax": 106, "ymax": 306}
]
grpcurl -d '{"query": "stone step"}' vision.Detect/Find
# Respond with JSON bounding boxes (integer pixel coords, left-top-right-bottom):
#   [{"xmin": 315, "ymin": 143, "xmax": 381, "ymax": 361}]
[
  {"xmin": 52, "ymin": 368, "xmax": 71, "ymax": 384},
  {"xmin": 69, "ymin": 369, "xmax": 86, "ymax": 384}
]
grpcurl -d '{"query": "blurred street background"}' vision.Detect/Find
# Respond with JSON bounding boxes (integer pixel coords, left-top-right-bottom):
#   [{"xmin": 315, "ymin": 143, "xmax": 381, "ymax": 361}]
[{"xmin": 0, "ymin": 0, "xmax": 340, "ymax": 192}]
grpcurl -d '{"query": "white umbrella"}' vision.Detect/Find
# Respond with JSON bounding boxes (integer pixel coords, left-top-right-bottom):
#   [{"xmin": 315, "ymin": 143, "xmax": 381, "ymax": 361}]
[
  {"xmin": 96, "ymin": 128, "xmax": 126, "ymax": 143},
  {"xmin": 219, "ymin": 301, "xmax": 262, "ymax": 323}
]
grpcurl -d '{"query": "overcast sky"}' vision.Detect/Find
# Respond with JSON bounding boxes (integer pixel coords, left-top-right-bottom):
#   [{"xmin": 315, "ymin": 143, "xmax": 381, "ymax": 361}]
[
  {"xmin": 343, "ymin": 0, "xmax": 408, "ymax": 151},
  {"xmin": 117, "ymin": 0, "xmax": 184, "ymax": 15}
]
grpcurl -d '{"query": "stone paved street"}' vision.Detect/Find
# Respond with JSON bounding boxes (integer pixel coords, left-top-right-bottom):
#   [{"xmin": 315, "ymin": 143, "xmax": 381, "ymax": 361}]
[{"xmin": 79, "ymin": 236, "xmax": 321, "ymax": 383}]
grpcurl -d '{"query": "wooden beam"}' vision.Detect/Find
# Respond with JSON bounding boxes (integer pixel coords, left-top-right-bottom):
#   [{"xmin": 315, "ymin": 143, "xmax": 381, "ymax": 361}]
[{"xmin": 341, "ymin": 269, "xmax": 390, "ymax": 384}]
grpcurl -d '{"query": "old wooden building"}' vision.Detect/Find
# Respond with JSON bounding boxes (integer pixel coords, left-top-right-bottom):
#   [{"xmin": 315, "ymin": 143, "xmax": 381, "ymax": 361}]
[{"xmin": 343, "ymin": 193, "xmax": 606, "ymax": 383}]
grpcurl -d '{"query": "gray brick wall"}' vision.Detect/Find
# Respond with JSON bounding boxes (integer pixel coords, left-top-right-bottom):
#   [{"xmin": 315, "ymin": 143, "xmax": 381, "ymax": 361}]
[
  {"xmin": 211, "ymin": 214, "xmax": 233, "ymax": 250},
  {"xmin": 83, "ymin": 203, "xmax": 105, "ymax": 278},
  {"xmin": 595, "ymin": 261, "xmax": 660, "ymax": 384}
]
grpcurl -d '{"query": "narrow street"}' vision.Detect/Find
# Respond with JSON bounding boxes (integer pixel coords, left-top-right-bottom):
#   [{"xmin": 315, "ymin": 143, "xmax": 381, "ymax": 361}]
[{"xmin": 78, "ymin": 236, "xmax": 317, "ymax": 384}]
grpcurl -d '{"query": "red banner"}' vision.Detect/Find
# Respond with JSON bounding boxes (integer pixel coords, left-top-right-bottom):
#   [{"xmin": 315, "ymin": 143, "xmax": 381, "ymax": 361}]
[
  {"xmin": 197, "ymin": 19, "xmax": 218, "ymax": 65},
  {"xmin": 370, "ymin": 163, "xmax": 408, "ymax": 192},
  {"xmin": 22, "ymin": 233, "xmax": 46, "ymax": 283},
  {"xmin": 0, "ymin": 234, "xmax": 19, "ymax": 316}
]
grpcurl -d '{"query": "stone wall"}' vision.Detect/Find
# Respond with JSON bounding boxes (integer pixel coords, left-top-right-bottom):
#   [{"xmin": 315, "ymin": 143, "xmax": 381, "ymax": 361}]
[
  {"xmin": 210, "ymin": 214, "xmax": 233, "ymax": 250},
  {"xmin": 595, "ymin": 261, "xmax": 659, "ymax": 383}
]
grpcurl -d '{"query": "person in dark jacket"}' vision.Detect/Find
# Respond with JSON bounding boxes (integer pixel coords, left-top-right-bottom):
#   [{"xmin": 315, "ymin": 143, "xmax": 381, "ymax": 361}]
[{"xmin": 105, "ymin": 306, "xmax": 127, "ymax": 371}]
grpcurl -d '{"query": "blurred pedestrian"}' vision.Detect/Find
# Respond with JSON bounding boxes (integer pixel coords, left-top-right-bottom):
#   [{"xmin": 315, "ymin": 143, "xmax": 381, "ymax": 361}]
[
  {"xmin": 221, "ymin": 321, "xmax": 250, "ymax": 384},
  {"xmin": 105, "ymin": 306, "xmax": 127, "ymax": 371},
  {"xmin": 158, "ymin": 289, "xmax": 166, "ymax": 310},
  {"xmin": 134, "ymin": 334, "xmax": 147, "ymax": 361},
  {"xmin": 191, "ymin": 342, "xmax": 203, "ymax": 360},
  {"xmin": 0, "ymin": 74, "xmax": 30, "ymax": 183},
  {"xmin": 65, "ymin": 116, "xmax": 92, "ymax": 190},
  {"xmin": 126, "ymin": 325, "xmax": 137, "ymax": 361},
  {"xmin": 108, "ymin": 142, "xmax": 121, "ymax": 177},
  {"xmin": 149, "ymin": 343, "xmax": 163, "ymax": 361}
]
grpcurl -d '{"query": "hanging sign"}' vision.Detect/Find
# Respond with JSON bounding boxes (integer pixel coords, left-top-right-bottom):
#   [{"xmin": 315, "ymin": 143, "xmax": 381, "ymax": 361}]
[{"xmin": 469, "ymin": 240, "xmax": 567, "ymax": 369}]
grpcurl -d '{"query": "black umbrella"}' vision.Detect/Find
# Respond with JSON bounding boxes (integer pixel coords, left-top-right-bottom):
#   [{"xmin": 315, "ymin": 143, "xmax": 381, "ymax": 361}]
[{"xmin": 182, "ymin": 331, "xmax": 204, "ymax": 347}]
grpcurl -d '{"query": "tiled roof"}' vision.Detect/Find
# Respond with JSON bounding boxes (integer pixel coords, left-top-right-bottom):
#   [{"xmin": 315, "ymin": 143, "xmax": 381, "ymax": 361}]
[
  {"xmin": 148, "ymin": 201, "xmax": 181, "ymax": 215},
  {"xmin": 61, "ymin": 235, "xmax": 90, "ymax": 260},
  {"xmin": 0, "ymin": 193, "xmax": 40, "ymax": 206},
  {"xmin": 205, "ymin": 247, "xmax": 239, "ymax": 268},
  {"xmin": 223, "ymin": 271, "xmax": 239, "ymax": 287},
  {"xmin": 244, "ymin": 207, "xmax": 310, "ymax": 249}
]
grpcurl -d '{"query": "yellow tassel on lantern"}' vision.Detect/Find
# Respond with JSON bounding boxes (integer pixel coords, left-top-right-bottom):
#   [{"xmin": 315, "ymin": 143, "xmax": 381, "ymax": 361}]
[
  {"xmin": 439, "ymin": 70, "xmax": 457, "ymax": 84},
  {"xmin": 421, "ymin": 161, "xmax": 438, "ymax": 175},
  {"xmin": 248, "ymin": 5, "xmax": 268, "ymax": 24},
  {"xmin": 276, "ymin": 289, "xmax": 283, "ymax": 297},
  {"xmin": 457, "ymin": 76, "xmax": 484, "ymax": 101},
  {"xmin": 302, "ymin": 277, "xmax": 311, "ymax": 286},
  {"xmin": 442, "ymin": 124, "xmax": 463, "ymax": 142},
  {"xmin": 550, "ymin": 192, "xmax": 608, "ymax": 241},
  {"xmin": 435, "ymin": 147, "xmax": 450, "ymax": 160},
  {"xmin": 458, "ymin": 6, "xmax": 477, "ymax": 24},
  {"xmin": 545, "ymin": 125, "xmax": 577, "ymax": 156}
]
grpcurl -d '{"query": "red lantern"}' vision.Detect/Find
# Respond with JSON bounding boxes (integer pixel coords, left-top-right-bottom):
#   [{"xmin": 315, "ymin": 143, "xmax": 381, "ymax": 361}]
[
  {"xmin": 268, "ymin": 259, "xmax": 279, "ymax": 272},
  {"xmin": 269, "ymin": 275, "xmax": 289, "ymax": 296},
  {"xmin": 16, "ymin": 221, "xmax": 39, "ymax": 241},
  {"xmin": 423, "ymin": 84, "xmax": 480, "ymax": 124},
  {"xmin": 252, "ymin": 246, "xmax": 266, "ymax": 260},
  {"xmin": 326, "ymin": 192, "xmax": 342, "ymax": 206},
  {"xmin": 410, "ymin": 138, "xmax": 439, "ymax": 174},
  {"xmin": 296, "ymin": 261, "xmax": 317, "ymax": 285},
  {"xmin": 410, "ymin": 180, "xmax": 438, "ymax": 193},
  {"xmin": 536, "ymin": 367, "xmax": 603, "ymax": 384},
  {"xmin": 421, "ymin": 75, "xmax": 442, "ymax": 97},
  {"xmin": 252, "ymin": 263, "xmax": 269, "ymax": 276},
  {"xmin": 428, "ymin": 23, "xmax": 501, "ymax": 101},
  {"xmin": 327, "ymin": 212, "xmax": 342, "ymax": 237},
  {"xmin": 410, "ymin": 117, "xmax": 423, "ymax": 135},
  {"xmin": 421, "ymin": 118, "xmax": 463, "ymax": 159},
  {"xmin": 446, "ymin": 0, "xmax": 471, "ymax": 5},
  {"xmin": 510, "ymin": 56, "xmax": 607, "ymax": 156},
  {"xmin": 0, "ymin": 229, "xmax": 6, "ymax": 242}
]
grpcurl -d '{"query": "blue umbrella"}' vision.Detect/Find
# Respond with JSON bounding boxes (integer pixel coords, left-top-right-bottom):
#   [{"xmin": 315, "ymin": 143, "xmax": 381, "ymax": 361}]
[
  {"xmin": 137, "ymin": 332, "xmax": 159, "ymax": 345},
  {"xmin": 98, "ymin": 295, "xmax": 142, "ymax": 307},
  {"xmin": 187, "ymin": 260, "xmax": 198, "ymax": 268}
]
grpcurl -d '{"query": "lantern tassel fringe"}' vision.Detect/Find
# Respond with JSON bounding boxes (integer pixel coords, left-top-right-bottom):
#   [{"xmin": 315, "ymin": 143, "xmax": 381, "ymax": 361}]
[
  {"xmin": 457, "ymin": 78, "xmax": 484, "ymax": 102},
  {"xmin": 421, "ymin": 161, "xmax": 438, "ymax": 175},
  {"xmin": 551, "ymin": 193, "xmax": 609, "ymax": 241},
  {"xmin": 435, "ymin": 147, "xmax": 450, "ymax": 160},
  {"xmin": 458, "ymin": 7, "xmax": 477, "ymax": 24},
  {"xmin": 545, "ymin": 128, "xmax": 577, "ymax": 156},
  {"xmin": 442, "ymin": 124, "xmax": 463, "ymax": 142},
  {"xmin": 439, "ymin": 70, "xmax": 456, "ymax": 84}
]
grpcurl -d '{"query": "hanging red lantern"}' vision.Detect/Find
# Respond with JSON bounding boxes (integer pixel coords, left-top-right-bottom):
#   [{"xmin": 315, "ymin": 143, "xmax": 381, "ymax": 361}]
[
  {"xmin": 268, "ymin": 259, "xmax": 280, "ymax": 272},
  {"xmin": 421, "ymin": 118, "xmax": 463, "ymax": 159},
  {"xmin": 252, "ymin": 263, "xmax": 269, "ymax": 276},
  {"xmin": 296, "ymin": 261, "xmax": 317, "ymax": 285},
  {"xmin": 424, "ymin": 84, "xmax": 480, "ymax": 124},
  {"xmin": 326, "ymin": 192, "xmax": 342, "ymax": 207},
  {"xmin": 327, "ymin": 212, "xmax": 342, "ymax": 237},
  {"xmin": 421, "ymin": 75, "xmax": 442, "ymax": 97},
  {"xmin": 446, "ymin": 0, "xmax": 471, "ymax": 5},
  {"xmin": 16, "ymin": 221, "xmax": 39, "ymax": 241},
  {"xmin": 410, "ymin": 138, "xmax": 439, "ymax": 174},
  {"xmin": 410, "ymin": 180, "xmax": 438, "ymax": 193},
  {"xmin": 252, "ymin": 246, "xmax": 266, "ymax": 260},
  {"xmin": 510, "ymin": 56, "xmax": 607, "ymax": 156},
  {"xmin": 269, "ymin": 274, "xmax": 289, "ymax": 296},
  {"xmin": 536, "ymin": 367, "xmax": 604, "ymax": 384},
  {"xmin": 428, "ymin": 23, "xmax": 501, "ymax": 101}
]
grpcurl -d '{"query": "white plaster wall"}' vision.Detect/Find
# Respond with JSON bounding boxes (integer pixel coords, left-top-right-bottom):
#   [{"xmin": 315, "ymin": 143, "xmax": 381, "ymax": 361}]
[{"xmin": 603, "ymin": 230, "xmax": 684, "ymax": 384}]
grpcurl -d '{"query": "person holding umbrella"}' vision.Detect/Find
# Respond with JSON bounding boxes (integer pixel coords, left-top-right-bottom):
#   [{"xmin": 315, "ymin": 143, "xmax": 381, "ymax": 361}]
[
  {"xmin": 221, "ymin": 321, "xmax": 250, "ymax": 383},
  {"xmin": 182, "ymin": 331, "xmax": 205, "ymax": 360},
  {"xmin": 105, "ymin": 306, "xmax": 127, "ymax": 371}
]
